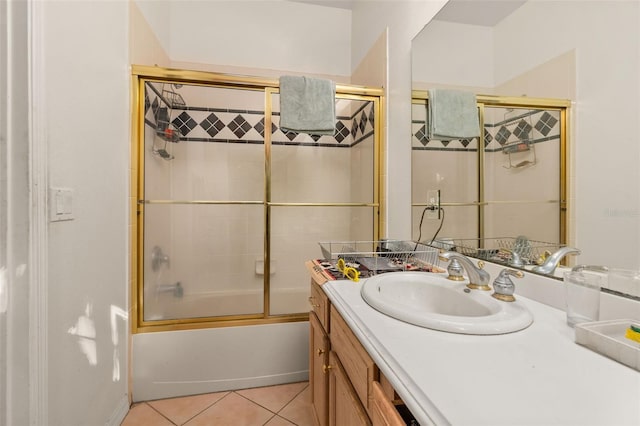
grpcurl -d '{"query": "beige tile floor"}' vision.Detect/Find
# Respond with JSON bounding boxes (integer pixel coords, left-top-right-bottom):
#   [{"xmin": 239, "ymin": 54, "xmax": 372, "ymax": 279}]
[{"xmin": 121, "ymin": 381, "xmax": 313, "ymax": 426}]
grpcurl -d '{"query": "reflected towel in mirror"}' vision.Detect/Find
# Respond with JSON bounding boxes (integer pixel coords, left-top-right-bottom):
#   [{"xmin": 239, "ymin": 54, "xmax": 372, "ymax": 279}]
[{"xmin": 428, "ymin": 89, "xmax": 480, "ymax": 140}]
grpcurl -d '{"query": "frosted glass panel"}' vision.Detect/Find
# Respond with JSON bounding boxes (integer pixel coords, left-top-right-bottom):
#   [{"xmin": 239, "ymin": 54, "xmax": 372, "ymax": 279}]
[
  {"xmin": 143, "ymin": 203, "xmax": 264, "ymax": 321},
  {"xmin": 143, "ymin": 82, "xmax": 265, "ymax": 202},
  {"xmin": 138, "ymin": 75, "xmax": 380, "ymax": 325},
  {"xmin": 269, "ymin": 206, "xmax": 375, "ymax": 315},
  {"xmin": 270, "ymin": 94, "xmax": 376, "ymax": 204}
]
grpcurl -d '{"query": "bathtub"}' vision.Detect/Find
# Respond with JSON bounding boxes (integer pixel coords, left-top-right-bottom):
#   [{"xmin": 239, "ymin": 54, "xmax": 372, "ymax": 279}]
[
  {"xmin": 145, "ymin": 287, "xmax": 310, "ymax": 320},
  {"xmin": 132, "ymin": 288, "xmax": 310, "ymax": 402}
]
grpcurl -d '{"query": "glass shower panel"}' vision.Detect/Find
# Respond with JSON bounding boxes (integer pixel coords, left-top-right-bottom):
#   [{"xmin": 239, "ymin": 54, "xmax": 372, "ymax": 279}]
[
  {"xmin": 143, "ymin": 203, "xmax": 264, "ymax": 321},
  {"xmin": 270, "ymin": 94, "xmax": 376, "ymax": 204},
  {"xmin": 483, "ymin": 107, "xmax": 561, "ymax": 243},
  {"xmin": 141, "ymin": 81, "xmax": 267, "ymax": 323},
  {"xmin": 411, "ymin": 100, "xmax": 479, "ymax": 243},
  {"xmin": 268, "ymin": 206, "xmax": 375, "ymax": 315},
  {"xmin": 411, "ymin": 205, "xmax": 478, "ymax": 243},
  {"xmin": 143, "ymin": 81, "xmax": 265, "ymax": 201}
]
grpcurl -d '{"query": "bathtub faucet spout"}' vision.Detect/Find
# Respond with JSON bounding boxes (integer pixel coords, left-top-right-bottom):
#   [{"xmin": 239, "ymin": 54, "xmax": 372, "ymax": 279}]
[{"xmin": 157, "ymin": 281, "xmax": 183, "ymax": 298}]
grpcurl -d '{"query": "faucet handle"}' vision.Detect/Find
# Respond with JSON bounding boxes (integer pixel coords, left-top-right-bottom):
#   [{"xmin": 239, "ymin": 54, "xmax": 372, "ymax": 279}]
[
  {"xmin": 444, "ymin": 258, "xmax": 466, "ymax": 281},
  {"xmin": 492, "ymin": 268, "xmax": 524, "ymax": 302}
]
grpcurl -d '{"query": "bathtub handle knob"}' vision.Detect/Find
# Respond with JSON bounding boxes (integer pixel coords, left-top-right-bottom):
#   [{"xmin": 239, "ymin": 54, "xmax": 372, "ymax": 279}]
[
  {"xmin": 308, "ymin": 297, "xmax": 320, "ymax": 308},
  {"xmin": 317, "ymin": 349, "xmax": 325, "ymax": 356},
  {"xmin": 322, "ymin": 364, "xmax": 333, "ymax": 374}
]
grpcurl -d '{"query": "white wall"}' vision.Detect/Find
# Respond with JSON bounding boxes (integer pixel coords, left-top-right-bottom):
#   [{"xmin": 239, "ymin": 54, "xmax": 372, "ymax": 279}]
[
  {"xmin": 41, "ymin": 1, "xmax": 130, "ymax": 424},
  {"xmin": 1, "ymin": 1, "xmax": 31, "ymax": 425},
  {"xmin": 412, "ymin": 20, "xmax": 494, "ymax": 90},
  {"xmin": 351, "ymin": 0, "xmax": 447, "ymax": 239},
  {"xmin": 135, "ymin": 0, "xmax": 352, "ymax": 77}
]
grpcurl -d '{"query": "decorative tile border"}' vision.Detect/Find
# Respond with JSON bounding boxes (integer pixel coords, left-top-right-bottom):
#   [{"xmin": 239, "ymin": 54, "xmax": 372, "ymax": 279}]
[
  {"xmin": 145, "ymin": 82, "xmax": 374, "ymax": 149},
  {"xmin": 412, "ymin": 108, "xmax": 560, "ymax": 152}
]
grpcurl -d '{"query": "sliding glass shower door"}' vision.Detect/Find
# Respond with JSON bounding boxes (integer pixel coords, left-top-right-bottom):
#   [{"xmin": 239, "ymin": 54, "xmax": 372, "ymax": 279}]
[{"xmin": 133, "ymin": 67, "xmax": 382, "ymax": 331}]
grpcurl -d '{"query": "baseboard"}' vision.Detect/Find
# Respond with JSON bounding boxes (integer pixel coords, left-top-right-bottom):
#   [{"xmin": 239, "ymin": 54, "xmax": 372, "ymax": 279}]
[{"xmin": 105, "ymin": 394, "xmax": 130, "ymax": 426}]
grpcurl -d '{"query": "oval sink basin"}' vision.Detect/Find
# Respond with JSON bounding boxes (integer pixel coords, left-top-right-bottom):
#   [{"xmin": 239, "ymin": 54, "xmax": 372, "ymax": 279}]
[{"xmin": 360, "ymin": 271, "xmax": 532, "ymax": 335}]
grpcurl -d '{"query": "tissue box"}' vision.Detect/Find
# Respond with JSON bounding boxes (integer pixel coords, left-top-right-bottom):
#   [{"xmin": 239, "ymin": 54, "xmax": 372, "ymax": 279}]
[{"xmin": 575, "ymin": 319, "xmax": 640, "ymax": 371}]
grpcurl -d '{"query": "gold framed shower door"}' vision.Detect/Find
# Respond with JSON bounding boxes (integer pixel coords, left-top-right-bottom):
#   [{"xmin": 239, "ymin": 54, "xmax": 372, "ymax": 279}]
[{"xmin": 131, "ymin": 66, "xmax": 384, "ymax": 333}]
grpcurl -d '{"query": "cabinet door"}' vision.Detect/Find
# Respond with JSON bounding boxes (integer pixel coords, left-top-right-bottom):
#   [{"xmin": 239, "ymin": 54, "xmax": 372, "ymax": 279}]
[
  {"xmin": 371, "ymin": 381, "xmax": 405, "ymax": 426},
  {"xmin": 328, "ymin": 351, "xmax": 371, "ymax": 426},
  {"xmin": 310, "ymin": 311, "xmax": 330, "ymax": 426}
]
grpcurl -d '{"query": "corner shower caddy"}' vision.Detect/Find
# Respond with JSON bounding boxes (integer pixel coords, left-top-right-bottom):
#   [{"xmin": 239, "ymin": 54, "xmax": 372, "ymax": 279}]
[
  {"xmin": 152, "ymin": 85, "xmax": 186, "ymax": 160},
  {"xmin": 502, "ymin": 108, "xmax": 537, "ymax": 169}
]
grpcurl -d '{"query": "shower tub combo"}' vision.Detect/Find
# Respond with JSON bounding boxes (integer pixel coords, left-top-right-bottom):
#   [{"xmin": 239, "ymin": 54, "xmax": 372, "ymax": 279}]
[{"xmin": 131, "ymin": 66, "xmax": 383, "ymax": 401}]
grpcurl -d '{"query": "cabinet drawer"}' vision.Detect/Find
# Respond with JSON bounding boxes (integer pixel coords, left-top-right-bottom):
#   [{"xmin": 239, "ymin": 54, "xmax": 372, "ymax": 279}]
[
  {"xmin": 371, "ymin": 381, "xmax": 406, "ymax": 426},
  {"xmin": 330, "ymin": 305, "xmax": 375, "ymax": 413},
  {"xmin": 310, "ymin": 280, "xmax": 329, "ymax": 331}
]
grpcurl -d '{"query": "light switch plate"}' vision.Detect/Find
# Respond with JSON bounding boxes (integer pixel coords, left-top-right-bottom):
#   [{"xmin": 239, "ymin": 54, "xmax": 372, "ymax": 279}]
[{"xmin": 49, "ymin": 188, "xmax": 74, "ymax": 222}]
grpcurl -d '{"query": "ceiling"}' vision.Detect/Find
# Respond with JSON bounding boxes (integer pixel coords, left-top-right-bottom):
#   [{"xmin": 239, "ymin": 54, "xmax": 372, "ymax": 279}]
[
  {"xmin": 287, "ymin": 0, "xmax": 355, "ymax": 10},
  {"xmin": 287, "ymin": 0, "xmax": 527, "ymax": 27},
  {"xmin": 434, "ymin": 0, "xmax": 526, "ymax": 27}
]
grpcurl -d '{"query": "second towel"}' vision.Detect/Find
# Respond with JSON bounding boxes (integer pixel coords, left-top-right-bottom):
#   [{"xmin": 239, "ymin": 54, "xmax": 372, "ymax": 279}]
[{"xmin": 428, "ymin": 89, "xmax": 480, "ymax": 140}]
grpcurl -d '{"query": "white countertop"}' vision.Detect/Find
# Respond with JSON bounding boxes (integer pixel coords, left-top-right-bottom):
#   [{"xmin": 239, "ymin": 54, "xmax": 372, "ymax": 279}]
[{"xmin": 323, "ymin": 278, "xmax": 640, "ymax": 426}]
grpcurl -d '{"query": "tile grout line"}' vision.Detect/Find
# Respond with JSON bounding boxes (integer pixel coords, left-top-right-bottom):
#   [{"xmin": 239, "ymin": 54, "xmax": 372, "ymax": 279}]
[
  {"xmin": 234, "ymin": 390, "xmax": 280, "ymax": 416},
  {"xmin": 231, "ymin": 391, "xmax": 281, "ymax": 426},
  {"xmin": 145, "ymin": 402, "xmax": 179, "ymax": 426},
  {"xmin": 179, "ymin": 391, "xmax": 232, "ymax": 426},
  {"xmin": 233, "ymin": 384, "xmax": 309, "ymax": 426},
  {"xmin": 276, "ymin": 383, "xmax": 309, "ymax": 415},
  {"xmin": 275, "ymin": 383, "xmax": 310, "ymax": 426}
]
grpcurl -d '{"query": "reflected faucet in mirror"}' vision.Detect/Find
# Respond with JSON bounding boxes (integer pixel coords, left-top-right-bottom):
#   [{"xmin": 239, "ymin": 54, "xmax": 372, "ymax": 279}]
[{"xmin": 531, "ymin": 247, "xmax": 581, "ymax": 276}]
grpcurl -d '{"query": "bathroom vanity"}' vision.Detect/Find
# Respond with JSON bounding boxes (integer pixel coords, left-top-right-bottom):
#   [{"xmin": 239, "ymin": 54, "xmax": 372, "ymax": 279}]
[{"xmin": 306, "ymin": 261, "xmax": 640, "ymax": 426}]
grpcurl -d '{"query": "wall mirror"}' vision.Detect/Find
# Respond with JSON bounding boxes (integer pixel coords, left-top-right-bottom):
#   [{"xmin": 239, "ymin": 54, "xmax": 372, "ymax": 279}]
[
  {"xmin": 411, "ymin": 0, "xmax": 639, "ymax": 300},
  {"xmin": 411, "ymin": 0, "xmax": 573, "ymax": 278}
]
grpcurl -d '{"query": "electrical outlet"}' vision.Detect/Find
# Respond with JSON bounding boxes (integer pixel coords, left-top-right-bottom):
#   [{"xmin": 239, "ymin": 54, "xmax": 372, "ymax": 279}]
[{"xmin": 426, "ymin": 189, "xmax": 440, "ymax": 219}]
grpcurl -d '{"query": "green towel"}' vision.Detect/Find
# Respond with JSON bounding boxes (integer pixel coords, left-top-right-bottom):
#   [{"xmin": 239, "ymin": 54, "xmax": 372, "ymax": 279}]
[
  {"xmin": 279, "ymin": 76, "xmax": 336, "ymax": 136},
  {"xmin": 428, "ymin": 89, "xmax": 480, "ymax": 140}
]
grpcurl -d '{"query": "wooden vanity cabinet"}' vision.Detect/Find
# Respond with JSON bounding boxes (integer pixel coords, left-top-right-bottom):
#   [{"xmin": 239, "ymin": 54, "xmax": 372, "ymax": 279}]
[
  {"xmin": 307, "ymin": 263, "xmax": 417, "ymax": 426},
  {"xmin": 328, "ymin": 351, "xmax": 371, "ymax": 426},
  {"xmin": 309, "ymin": 310, "xmax": 330, "ymax": 426}
]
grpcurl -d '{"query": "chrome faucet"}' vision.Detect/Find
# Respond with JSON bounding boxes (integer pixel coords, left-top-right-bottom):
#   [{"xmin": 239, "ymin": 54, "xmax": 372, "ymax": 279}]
[
  {"xmin": 500, "ymin": 248, "xmax": 525, "ymax": 268},
  {"xmin": 531, "ymin": 247, "xmax": 581, "ymax": 275},
  {"xmin": 151, "ymin": 246, "xmax": 170, "ymax": 271},
  {"xmin": 492, "ymin": 268, "xmax": 524, "ymax": 302},
  {"xmin": 439, "ymin": 252, "xmax": 491, "ymax": 290}
]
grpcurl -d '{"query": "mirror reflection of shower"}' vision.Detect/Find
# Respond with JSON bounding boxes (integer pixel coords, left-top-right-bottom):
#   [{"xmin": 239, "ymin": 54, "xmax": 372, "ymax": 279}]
[
  {"xmin": 501, "ymin": 108, "xmax": 537, "ymax": 169},
  {"xmin": 146, "ymin": 82, "xmax": 186, "ymax": 161}
]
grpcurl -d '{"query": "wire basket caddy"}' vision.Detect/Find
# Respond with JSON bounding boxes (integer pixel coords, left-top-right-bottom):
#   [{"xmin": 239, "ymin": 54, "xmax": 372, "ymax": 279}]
[
  {"xmin": 318, "ymin": 240, "xmax": 442, "ymax": 277},
  {"xmin": 432, "ymin": 237, "xmax": 564, "ymax": 266}
]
